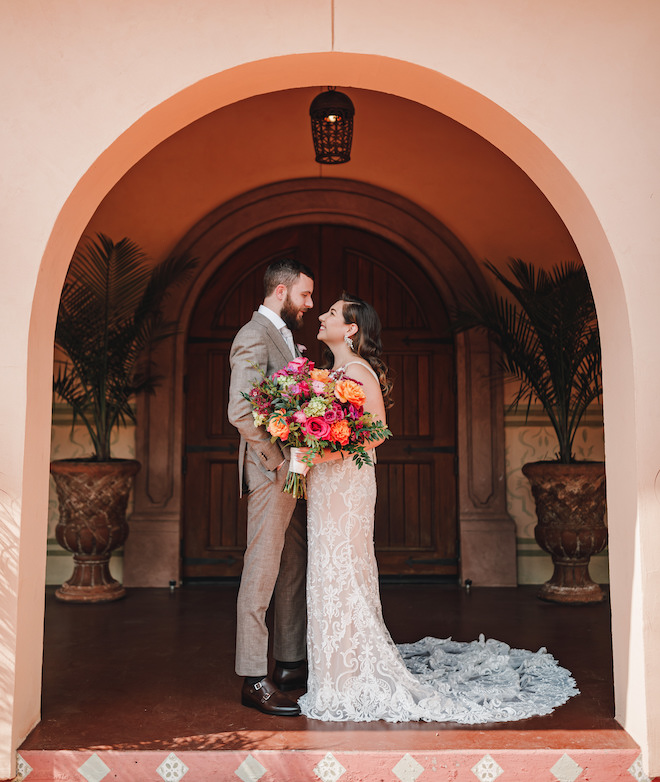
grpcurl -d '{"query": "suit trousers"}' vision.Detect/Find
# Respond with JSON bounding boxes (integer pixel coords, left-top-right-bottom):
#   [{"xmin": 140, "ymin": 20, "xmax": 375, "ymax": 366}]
[{"xmin": 235, "ymin": 455, "xmax": 307, "ymax": 676}]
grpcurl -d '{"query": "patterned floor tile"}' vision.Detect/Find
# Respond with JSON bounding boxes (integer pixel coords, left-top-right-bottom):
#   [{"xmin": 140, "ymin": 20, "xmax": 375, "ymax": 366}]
[
  {"xmin": 15, "ymin": 754, "xmax": 32, "ymax": 781},
  {"xmin": 392, "ymin": 753, "xmax": 424, "ymax": 782},
  {"xmin": 550, "ymin": 753, "xmax": 583, "ymax": 782},
  {"xmin": 235, "ymin": 753, "xmax": 267, "ymax": 782},
  {"xmin": 157, "ymin": 752, "xmax": 190, "ymax": 781},
  {"xmin": 78, "ymin": 753, "xmax": 111, "ymax": 782},
  {"xmin": 314, "ymin": 752, "xmax": 346, "ymax": 782},
  {"xmin": 471, "ymin": 754, "xmax": 504, "ymax": 781},
  {"xmin": 629, "ymin": 755, "xmax": 652, "ymax": 782}
]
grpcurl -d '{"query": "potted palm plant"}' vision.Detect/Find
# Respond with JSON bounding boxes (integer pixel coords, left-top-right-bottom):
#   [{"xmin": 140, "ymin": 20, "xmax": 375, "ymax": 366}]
[
  {"xmin": 51, "ymin": 233, "xmax": 196, "ymax": 603},
  {"xmin": 453, "ymin": 258, "xmax": 606, "ymax": 603}
]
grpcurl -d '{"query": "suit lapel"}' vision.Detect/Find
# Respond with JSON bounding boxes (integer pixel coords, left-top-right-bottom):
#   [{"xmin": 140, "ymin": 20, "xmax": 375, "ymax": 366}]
[{"xmin": 251, "ymin": 311, "xmax": 291, "ymax": 364}]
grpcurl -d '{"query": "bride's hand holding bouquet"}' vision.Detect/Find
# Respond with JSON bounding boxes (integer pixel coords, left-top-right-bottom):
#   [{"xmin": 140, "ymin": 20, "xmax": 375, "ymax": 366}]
[{"xmin": 241, "ymin": 357, "xmax": 391, "ymax": 498}]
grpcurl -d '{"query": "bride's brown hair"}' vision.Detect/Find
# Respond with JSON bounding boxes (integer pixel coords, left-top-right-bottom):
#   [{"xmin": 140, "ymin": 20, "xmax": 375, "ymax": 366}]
[{"xmin": 338, "ymin": 292, "xmax": 394, "ymax": 410}]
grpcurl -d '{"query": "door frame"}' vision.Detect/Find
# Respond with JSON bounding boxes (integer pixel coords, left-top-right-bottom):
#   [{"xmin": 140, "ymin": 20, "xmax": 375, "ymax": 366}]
[{"xmin": 124, "ymin": 178, "xmax": 517, "ymax": 587}]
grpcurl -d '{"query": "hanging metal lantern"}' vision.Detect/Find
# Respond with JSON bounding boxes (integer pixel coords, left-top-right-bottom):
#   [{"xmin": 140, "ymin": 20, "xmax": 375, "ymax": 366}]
[{"xmin": 309, "ymin": 88, "xmax": 355, "ymax": 164}]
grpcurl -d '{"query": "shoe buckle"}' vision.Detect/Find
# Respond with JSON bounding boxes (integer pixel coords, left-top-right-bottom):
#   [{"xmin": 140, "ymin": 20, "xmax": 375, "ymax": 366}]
[{"xmin": 253, "ymin": 680, "xmax": 271, "ymax": 701}]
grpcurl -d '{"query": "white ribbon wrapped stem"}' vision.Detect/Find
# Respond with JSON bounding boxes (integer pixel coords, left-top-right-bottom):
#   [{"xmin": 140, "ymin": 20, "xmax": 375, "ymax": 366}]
[{"xmin": 289, "ymin": 447, "xmax": 310, "ymax": 475}]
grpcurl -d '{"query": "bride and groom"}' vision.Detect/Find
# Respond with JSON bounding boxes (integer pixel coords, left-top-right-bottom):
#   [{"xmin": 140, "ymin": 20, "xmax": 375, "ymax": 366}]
[{"xmin": 228, "ymin": 257, "xmax": 578, "ymax": 722}]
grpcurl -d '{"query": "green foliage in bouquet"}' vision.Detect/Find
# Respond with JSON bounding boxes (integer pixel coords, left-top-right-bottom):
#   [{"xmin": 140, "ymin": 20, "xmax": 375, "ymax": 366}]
[{"xmin": 242, "ymin": 357, "xmax": 392, "ymax": 497}]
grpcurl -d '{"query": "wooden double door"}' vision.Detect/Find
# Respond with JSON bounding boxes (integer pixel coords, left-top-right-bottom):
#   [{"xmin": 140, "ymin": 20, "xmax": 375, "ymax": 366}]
[{"xmin": 183, "ymin": 225, "xmax": 457, "ymax": 579}]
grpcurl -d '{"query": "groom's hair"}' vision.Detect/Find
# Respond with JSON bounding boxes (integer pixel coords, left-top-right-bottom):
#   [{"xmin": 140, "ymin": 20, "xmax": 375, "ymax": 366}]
[{"xmin": 263, "ymin": 257, "xmax": 314, "ymax": 297}]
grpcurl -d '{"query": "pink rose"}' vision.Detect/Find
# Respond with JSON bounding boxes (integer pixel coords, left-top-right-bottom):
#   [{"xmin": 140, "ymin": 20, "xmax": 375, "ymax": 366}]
[
  {"xmin": 301, "ymin": 416, "xmax": 332, "ymax": 440},
  {"xmin": 323, "ymin": 405, "xmax": 343, "ymax": 423},
  {"xmin": 312, "ymin": 380, "xmax": 326, "ymax": 394},
  {"xmin": 286, "ymin": 357, "xmax": 308, "ymax": 373},
  {"xmin": 293, "ymin": 410, "xmax": 307, "ymax": 423}
]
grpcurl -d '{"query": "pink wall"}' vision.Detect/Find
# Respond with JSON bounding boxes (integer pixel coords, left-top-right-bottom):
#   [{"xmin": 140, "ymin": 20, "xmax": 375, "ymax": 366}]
[{"xmin": 2, "ymin": 2, "xmax": 659, "ymax": 777}]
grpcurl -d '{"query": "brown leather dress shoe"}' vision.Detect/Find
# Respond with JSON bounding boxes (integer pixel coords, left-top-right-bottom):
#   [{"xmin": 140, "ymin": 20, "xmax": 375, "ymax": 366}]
[
  {"xmin": 272, "ymin": 662, "xmax": 308, "ymax": 692},
  {"xmin": 241, "ymin": 677, "xmax": 301, "ymax": 716}
]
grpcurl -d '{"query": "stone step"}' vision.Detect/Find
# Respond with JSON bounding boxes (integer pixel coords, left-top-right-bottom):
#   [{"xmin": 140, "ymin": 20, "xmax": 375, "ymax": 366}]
[{"xmin": 17, "ymin": 744, "xmax": 650, "ymax": 782}]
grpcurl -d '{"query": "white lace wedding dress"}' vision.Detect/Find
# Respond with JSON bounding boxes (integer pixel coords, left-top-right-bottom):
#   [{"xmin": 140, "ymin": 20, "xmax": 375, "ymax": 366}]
[{"xmin": 298, "ymin": 367, "xmax": 579, "ymax": 724}]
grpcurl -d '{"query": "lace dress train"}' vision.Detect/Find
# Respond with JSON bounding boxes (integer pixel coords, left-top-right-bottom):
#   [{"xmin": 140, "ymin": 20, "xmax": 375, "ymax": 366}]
[{"xmin": 298, "ymin": 457, "xmax": 579, "ymax": 724}]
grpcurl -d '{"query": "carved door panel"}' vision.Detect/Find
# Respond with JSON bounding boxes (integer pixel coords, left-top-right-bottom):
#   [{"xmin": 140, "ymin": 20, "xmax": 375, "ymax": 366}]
[{"xmin": 183, "ymin": 225, "xmax": 457, "ymax": 578}]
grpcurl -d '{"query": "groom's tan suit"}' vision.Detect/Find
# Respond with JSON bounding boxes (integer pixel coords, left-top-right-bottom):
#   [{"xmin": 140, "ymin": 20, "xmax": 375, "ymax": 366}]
[{"xmin": 228, "ymin": 310, "xmax": 306, "ymax": 677}]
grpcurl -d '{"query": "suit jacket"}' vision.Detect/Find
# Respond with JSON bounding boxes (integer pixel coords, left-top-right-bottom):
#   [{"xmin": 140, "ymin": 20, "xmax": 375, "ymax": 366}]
[{"xmin": 228, "ymin": 311, "xmax": 296, "ymax": 496}]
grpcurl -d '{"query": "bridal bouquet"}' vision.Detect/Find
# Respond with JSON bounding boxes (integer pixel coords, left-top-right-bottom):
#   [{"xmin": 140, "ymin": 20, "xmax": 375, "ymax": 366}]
[{"xmin": 242, "ymin": 357, "xmax": 391, "ymax": 498}]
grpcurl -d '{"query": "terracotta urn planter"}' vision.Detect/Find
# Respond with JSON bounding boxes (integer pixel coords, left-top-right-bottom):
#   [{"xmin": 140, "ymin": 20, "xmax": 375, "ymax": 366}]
[
  {"xmin": 522, "ymin": 460, "xmax": 607, "ymax": 604},
  {"xmin": 50, "ymin": 459, "xmax": 140, "ymax": 603}
]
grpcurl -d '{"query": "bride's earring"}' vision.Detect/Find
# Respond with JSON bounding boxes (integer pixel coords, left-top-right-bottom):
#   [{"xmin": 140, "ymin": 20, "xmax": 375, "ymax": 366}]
[{"xmin": 344, "ymin": 333, "xmax": 354, "ymax": 350}]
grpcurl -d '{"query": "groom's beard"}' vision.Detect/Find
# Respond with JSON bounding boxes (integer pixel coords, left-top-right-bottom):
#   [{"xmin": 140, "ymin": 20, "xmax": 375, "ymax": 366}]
[{"xmin": 281, "ymin": 293, "xmax": 305, "ymax": 330}]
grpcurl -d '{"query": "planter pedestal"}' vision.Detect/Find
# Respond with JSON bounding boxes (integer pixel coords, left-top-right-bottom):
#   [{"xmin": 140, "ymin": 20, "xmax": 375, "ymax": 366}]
[
  {"xmin": 55, "ymin": 554, "xmax": 127, "ymax": 602},
  {"xmin": 522, "ymin": 461, "xmax": 607, "ymax": 604},
  {"xmin": 50, "ymin": 459, "xmax": 141, "ymax": 603}
]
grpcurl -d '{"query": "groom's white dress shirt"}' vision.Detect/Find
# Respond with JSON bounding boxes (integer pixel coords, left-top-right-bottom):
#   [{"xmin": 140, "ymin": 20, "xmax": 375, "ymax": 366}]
[{"xmin": 258, "ymin": 304, "xmax": 296, "ymax": 358}]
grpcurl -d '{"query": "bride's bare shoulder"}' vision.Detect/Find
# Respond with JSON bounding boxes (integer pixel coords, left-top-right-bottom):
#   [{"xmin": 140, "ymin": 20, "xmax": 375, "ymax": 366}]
[{"xmin": 343, "ymin": 361, "xmax": 379, "ymax": 386}]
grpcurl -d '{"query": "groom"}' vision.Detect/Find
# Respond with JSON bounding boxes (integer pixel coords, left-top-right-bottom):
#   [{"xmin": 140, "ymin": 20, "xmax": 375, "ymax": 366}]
[{"xmin": 227, "ymin": 257, "xmax": 314, "ymax": 717}]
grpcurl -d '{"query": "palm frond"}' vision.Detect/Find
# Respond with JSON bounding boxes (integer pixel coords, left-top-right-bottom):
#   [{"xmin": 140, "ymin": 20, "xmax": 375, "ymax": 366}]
[
  {"xmin": 452, "ymin": 258, "xmax": 601, "ymax": 463},
  {"xmin": 54, "ymin": 233, "xmax": 197, "ymax": 460}
]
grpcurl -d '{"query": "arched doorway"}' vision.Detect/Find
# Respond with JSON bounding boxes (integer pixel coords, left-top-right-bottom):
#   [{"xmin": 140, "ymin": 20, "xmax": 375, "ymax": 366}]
[
  {"xmin": 126, "ymin": 179, "xmax": 517, "ymax": 589},
  {"xmin": 183, "ymin": 224, "xmax": 457, "ymax": 579},
  {"xmin": 15, "ymin": 45, "xmax": 647, "ymax": 776}
]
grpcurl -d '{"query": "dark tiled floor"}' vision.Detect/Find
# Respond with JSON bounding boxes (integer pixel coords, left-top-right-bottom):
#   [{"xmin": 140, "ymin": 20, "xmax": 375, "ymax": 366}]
[{"xmin": 22, "ymin": 583, "xmax": 629, "ymax": 753}]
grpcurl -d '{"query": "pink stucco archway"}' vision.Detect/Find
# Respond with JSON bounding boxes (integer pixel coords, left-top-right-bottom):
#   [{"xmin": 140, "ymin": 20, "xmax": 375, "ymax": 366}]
[{"xmin": 22, "ymin": 53, "xmax": 637, "ymax": 771}]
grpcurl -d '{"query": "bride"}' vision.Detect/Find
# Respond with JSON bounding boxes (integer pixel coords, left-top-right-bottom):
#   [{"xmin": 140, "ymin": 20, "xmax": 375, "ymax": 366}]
[{"xmin": 296, "ymin": 292, "xmax": 579, "ymax": 723}]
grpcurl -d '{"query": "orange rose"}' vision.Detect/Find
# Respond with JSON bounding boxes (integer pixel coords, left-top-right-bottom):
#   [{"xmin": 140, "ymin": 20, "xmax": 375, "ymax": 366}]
[
  {"xmin": 334, "ymin": 379, "xmax": 366, "ymax": 407},
  {"xmin": 329, "ymin": 419, "xmax": 351, "ymax": 446},
  {"xmin": 310, "ymin": 369, "xmax": 331, "ymax": 382},
  {"xmin": 267, "ymin": 414, "xmax": 290, "ymax": 440}
]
